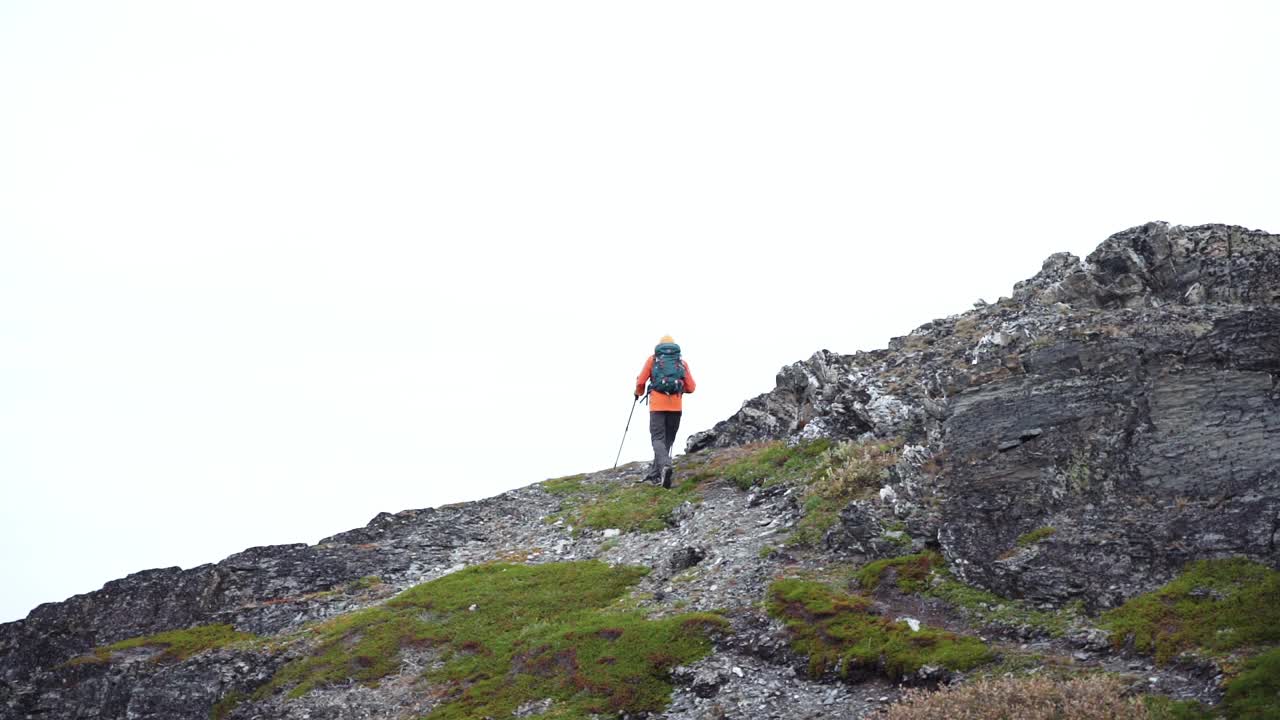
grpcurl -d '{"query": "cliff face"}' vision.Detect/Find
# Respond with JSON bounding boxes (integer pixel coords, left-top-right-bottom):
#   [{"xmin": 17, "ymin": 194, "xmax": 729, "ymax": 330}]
[{"xmin": 2, "ymin": 222, "xmax": 1277, "ymax": 720}]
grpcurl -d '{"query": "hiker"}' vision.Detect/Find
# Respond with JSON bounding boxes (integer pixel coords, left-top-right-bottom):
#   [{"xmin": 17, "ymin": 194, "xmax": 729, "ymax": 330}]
[{"xmin": 634, "ymin": 335, "xmax": 696, "ymax": 488}]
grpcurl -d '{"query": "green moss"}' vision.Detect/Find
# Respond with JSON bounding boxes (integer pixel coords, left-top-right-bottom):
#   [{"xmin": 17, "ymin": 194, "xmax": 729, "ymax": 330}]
[
  {"xmin": 541, "ymin": 474, "xmax": 588, "ymax": 495},
  {"xmin": 1102, "ymin": 557, "xmax": 1280, "ymax": 664},
  {"xmin": 855, "ymin": 552, "xmax": 942, "ymax": 594},
  {"xmin": 70, "ymin": 624, "xmax": 258, "ymax": 666},
  {"xmin": 766, "ymin": 578, "xmax": 992, "ymax": 680},
  {"xmin": 787, "ymin": 496, "xmax": 846, "ymax": 547},
  {"xmin": 1221, "ymin": 646, "xmax": 1280, "ymax": 719},
  {"xmin": 854, "ymin": 552, "xmax": 1081, "ymax": 637},
  {"xmin": 579, "ymin": 482, "xmax": 700, "ymax": 533},
  {"xmin": 260, "ymin": 562, "xmax": 726, "ymax": 719},
  {"xmin": 928, "ymin": 579, "xmax": 1083, "ymax": 638},
  {"xmin": 1016, "ymin": 526, "xmax": 1056, "ymax": 547},
  {"xmin": 549, "ymin": 474, "xmax": 704, "ymax": 534},
  {"xmin": 720, "ymin": 440, "xmax": 832, "ymax": 491}
]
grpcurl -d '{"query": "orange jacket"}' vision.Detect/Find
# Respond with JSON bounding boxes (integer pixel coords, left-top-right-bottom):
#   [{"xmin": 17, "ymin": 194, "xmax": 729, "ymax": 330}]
[{"xmin": 635, "ymin": 356, "xmax": 696, "ymax": 412}]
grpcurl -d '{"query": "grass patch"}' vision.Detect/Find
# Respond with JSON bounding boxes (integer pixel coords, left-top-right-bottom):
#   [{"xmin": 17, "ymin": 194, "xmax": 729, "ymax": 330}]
[
  {"xmin": 579, "ymin": 484, "xmax": 697, "ymax": 533},
  {"xmin": 855, "ymin": 552, "xmax": 1082, "ymax": 637},
  {"xmin": 550, "ymin": 475, "xmax": 705, "ymax": 534},
  {"xmin": 1016, "ymin": 526, "xmax": 1057, "ymax": 547},
  {"xmin": 68, "ymin": 624, "xmax": 258, "ymax": 666},
  {"xmin": 695, "ymin": 439, "xmax": 900, "ymax": 546},
  {"xmin": 766, "ymin": 578, "xmax": 992, "ymax": 680},
  {"xmin": 541, "ymin": 474, "xmax": 588, "ymax": 496},
  {"xmin": 788, "ymin": 439, "xmax": 902, "ymax": 547},
  {"xmin": 1102, "ymin": 557, "xmax": 1280, "ymax": 664},
  {"xmin": 720, "ymin": 440, "xmax": 832, "ymax": 491},
  {"xmin": 676, "ymin": 456, "xmax": 720, "ymax": 486},
  {"xmin": 259, "ymin": 561, "xmax": 726, "ymax": 719},
  {"xmin": 543, "ymin": 467, "xmax": 709, "ymax": 535}
]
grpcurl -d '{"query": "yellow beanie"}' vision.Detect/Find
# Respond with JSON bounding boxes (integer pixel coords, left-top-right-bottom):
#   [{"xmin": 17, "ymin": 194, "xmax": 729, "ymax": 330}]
[{"xmin": 660, "ymin": 335, "xmax": 675, "ymax": 344}]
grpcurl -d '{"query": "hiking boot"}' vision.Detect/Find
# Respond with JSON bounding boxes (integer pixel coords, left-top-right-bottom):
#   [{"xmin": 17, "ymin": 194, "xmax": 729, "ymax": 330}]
[{"xmin": 661, "ymin": 466, "xmax": 673, "ymax": 489}]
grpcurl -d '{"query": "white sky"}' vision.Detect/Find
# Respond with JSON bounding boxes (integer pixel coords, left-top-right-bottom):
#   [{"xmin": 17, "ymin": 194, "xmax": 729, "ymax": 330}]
[{"xmin": 2, "ymin": 2, "xmax": 1277, "ymax": 623}]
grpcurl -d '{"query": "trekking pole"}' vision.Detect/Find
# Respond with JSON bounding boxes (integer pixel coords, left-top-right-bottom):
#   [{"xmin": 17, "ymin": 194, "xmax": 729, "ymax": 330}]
[{"xmin": 613, "ymin": 393, "xmax": 647, "ymax": 469}]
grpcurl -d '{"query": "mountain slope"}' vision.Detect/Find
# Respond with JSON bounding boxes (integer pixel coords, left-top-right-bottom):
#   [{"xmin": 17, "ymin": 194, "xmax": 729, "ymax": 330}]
[{"xmin": 2, "ymin": 221, "xmax": 1277, "ymax": 720}]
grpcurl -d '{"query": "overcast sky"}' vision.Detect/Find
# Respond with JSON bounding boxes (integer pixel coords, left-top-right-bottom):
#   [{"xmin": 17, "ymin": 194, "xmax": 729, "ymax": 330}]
[{"xmin": 2, "ymin": 1, "xmax": 1277, "ymax": 623}]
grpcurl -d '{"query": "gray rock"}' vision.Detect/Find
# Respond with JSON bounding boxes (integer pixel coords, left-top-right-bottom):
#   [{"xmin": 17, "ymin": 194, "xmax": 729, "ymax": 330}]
[
  {"xmin": 671, "ymin": 546, "xmax": 708, "ymax": 571},
  {"xmin": 687, "ymin": 222, "xmax": 1280, "ymax": 610}
]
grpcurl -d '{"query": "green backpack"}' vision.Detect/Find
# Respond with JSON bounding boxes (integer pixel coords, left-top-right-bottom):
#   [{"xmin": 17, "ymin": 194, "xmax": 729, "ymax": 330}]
[{"xmin": 650, "ymin": 342, "xmax": 686, "ymax": 395}]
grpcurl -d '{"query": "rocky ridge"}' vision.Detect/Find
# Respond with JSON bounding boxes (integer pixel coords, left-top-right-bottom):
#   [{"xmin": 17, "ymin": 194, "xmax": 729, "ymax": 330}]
[
  {"xmin": 690, "ymin": 221, "xmax": 1279, "ymax": 608},
  {"xmin": 1, "ymin": 221, "xmax": 1276, "ymax": 720}
]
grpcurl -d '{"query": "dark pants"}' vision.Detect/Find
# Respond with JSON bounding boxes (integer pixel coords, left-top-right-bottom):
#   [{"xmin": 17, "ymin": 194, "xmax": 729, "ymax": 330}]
[{"xmin": 648, "ymin": 411, "xmax": 682, "ymax": 479}]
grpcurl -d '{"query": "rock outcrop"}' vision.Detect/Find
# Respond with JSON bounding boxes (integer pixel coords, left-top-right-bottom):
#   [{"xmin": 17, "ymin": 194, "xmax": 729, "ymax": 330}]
[
  {"xmin": 2, "ymin": 221, "xmax": 1275, "ymax": 719},
  {"xmin": 690, "ymin": 222, "xmax": 1280, "ymax": 608}
]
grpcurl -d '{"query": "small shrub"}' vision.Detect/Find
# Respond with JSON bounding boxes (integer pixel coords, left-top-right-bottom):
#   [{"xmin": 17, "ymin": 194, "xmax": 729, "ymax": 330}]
[
  {"xmin": 882, "ymin": 675, "xmax": 1150, "ymax": 720},
  {"xmin": 1066, "ymin": 451, "xmax": 1092, "ymax": 493},
  {"xmin": 1143, "ymin": 695, "xmax": 1215, "ymax": 720},
  {"xmin": 810, "ymin": 439, "xmax": 899, "ymax": 500},
  {"xmin": 1221, "ymin": 646, "xmax": 1280, "ymax": 720},
  {"xmin": 210, "ymin": 690, "xmax": 247, "ymax": 720},
  {"xmin": 789, "ymin": 438, "xmax": 901, "ymax": 546},
  {"xmin": 1103, "ymin": 557, "xmax": 1280, "ymax": 664}
]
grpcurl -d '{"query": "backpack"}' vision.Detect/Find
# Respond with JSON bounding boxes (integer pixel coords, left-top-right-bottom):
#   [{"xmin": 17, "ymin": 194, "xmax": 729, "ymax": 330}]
[{"xmin": 649, "ymin": 342, "xmax": 686, "ymax": 395}]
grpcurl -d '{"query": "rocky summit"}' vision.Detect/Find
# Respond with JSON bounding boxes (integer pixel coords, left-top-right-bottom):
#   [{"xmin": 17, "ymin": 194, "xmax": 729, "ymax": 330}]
[{"xmin": 2, "ymin": 221, "xmax": 1277, "ymax": 720}]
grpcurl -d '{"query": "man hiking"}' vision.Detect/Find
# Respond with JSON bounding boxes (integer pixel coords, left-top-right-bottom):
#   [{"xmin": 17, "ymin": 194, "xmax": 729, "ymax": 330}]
[{"xmin": 634, "ymin": 335, "xmax": 696, "ymax": 488}]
